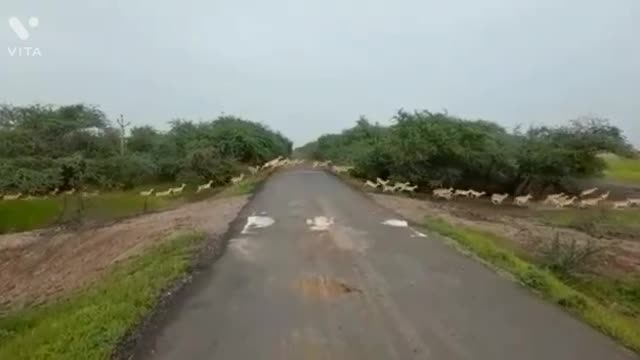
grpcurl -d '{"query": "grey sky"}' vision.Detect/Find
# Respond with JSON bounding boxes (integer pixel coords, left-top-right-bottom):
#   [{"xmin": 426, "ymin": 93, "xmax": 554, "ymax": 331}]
[{"xmin": 1, "ymin": 0, "xmax": 639, "ymax": 146}]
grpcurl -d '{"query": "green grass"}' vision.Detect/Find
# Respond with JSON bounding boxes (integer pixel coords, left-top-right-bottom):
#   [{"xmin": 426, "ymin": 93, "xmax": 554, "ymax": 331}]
[
  {"xmin": 0, "ymin": 193, "xmax": 179, "ymax": 234},
  {"xmin": 0, "ymin": 199, "xmax": 65, "ymax": 233},
  {"xmin": 0, "ymin": 231, "xmax": 205, "ymax": 360},
  {"xmin": 602, "ymin": 153, "xmax": 640, "ymax": 184},
  {"xmin": 423, "ymin": 217, "xmax": 640, "ymax": 353},
  {"xmin": 569, "ymin": 276, "xmax": 640, "ymax": 318}
]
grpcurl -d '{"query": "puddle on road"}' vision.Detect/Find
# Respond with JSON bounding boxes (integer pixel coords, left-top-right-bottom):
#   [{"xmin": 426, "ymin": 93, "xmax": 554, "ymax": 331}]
[
  {"xmin": 382, "ymin": 219, "xmax": 408, "ymax": 227},
  {"xmin": 295, "ymin": 275, "xmax": 361, "ymax": 300},
  {"xmin": 241, "ymin": 215, "xmax": 275, "ymax": 234}
]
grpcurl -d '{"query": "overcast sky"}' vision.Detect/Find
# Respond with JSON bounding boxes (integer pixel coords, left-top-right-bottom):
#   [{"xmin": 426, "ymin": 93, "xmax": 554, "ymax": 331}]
[{"xmin": 1, "ymin": 0, "xmax": 639, "ymax": 146}]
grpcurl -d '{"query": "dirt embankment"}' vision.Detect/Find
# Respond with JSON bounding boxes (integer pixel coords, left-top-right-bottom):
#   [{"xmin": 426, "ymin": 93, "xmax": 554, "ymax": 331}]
[
  {"xmin": 0, "ymin": 195, "xmax": 249, "ymax": 312},
  {"xmin": 372, "ymin": 194, "xmax": 640, "ymax": 275}
]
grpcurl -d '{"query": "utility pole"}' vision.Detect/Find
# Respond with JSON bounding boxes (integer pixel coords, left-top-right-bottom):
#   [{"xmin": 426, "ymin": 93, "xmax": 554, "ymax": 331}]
[{"xmin": 116, "ymin": 114, "xmax": 130, "ymax": 156}]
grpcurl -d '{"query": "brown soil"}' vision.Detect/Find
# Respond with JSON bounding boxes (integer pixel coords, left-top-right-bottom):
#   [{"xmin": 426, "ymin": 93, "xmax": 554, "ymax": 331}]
[
  {"xmin": 0, "ymin": 195, "xmax": 249, "ymax": 312},
  {"xmin": 372, "ymin": 194, "xmax": 640, "ymax": 275}
]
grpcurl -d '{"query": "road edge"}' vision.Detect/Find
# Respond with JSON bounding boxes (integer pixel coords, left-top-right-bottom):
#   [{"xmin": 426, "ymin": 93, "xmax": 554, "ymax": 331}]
[{"xmin": 111, "ymin": 178, "xmax": 270, "ymax": 360}]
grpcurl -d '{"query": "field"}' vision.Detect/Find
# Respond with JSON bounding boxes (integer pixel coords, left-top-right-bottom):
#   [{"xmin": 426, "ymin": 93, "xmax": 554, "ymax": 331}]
[
  {"xmin": 602, "ymin": 153, "xmax": 640, "ymax": 184},
  {"xmin": 0, "ymin": 175, "xmax": 265, "ymax": 235},
  {"xmin": 0, "ymin": 192, "xmax": 175, "ymax": 234}
]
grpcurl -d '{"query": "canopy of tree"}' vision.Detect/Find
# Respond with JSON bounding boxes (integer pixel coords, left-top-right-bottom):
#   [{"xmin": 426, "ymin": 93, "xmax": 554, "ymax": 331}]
[
  {"xmin": 297, "ymin": 110, "xmax": 634, "ymax": 193},
  {"xmin": 0, "ymin": 104, "xmax": 292, "ymax": 193}
]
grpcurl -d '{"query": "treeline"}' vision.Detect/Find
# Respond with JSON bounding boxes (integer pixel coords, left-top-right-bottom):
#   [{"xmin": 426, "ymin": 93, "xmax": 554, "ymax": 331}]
[
  {"xmin": 0, "ymin": 104, "xmax": 292, "ymax": 193},
  {"xmin": 297, "ymin": 110, "xmax": 634, "ymax": 193}
]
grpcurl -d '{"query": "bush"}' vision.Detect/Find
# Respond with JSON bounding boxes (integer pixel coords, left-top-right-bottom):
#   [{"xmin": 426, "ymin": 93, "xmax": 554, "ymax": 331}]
[
  {"xmin": 299, "ymin": 110, "xmax": 632, "ymax": 193},
  {"xmin": 177, "ymin": 147, "xmax": 236, "ymax": 186},
  {"xmin": 0, "ymin": 104, "xmax": 292, "ymax": 193},
  {"xmin": 540, "ymin": 233, "xmax": 603, "ymax": 277}
]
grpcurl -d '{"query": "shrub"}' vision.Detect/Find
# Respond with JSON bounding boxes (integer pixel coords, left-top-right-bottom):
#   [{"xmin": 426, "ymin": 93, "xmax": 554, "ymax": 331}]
[
  {"xmin": 299, "ymin": 110, "xmax": 631, "ymax": 193},
  {"xmin": 0, "ymin": 104, "xmax": 292, "ymax": 193},
  {"xmin": 540, "ymin": 233, "xmax": 603, "ymax": 277}
]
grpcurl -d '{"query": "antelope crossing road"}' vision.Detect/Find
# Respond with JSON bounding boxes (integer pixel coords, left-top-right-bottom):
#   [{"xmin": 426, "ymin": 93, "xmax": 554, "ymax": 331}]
[{"xmin": 137, "ymin": 170, "xmax": 634, "ymax": 360}]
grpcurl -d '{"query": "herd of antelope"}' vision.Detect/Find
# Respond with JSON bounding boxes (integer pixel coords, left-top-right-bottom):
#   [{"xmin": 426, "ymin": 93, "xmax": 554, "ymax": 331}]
[
  {"xmin": 0, "ymin": 187, "xmax": 97, "ymax": 201},
  {"xmin": 1, "ymin": 156, "xmax": 303, "ymax": 201},
  {"xmin": 364, "ymin": 178, "xmax": 640, "ymax": 211},
  {"xmin": 364, "ymin": 177, "xmax": 419, "ymax": 193},
  {"xmin": 138, "ymin": 156, "xmax": 305, "ymax": 198},
  {"xmin": 4, "ymin": 158, "xmax": 639, "ymax": 212}
]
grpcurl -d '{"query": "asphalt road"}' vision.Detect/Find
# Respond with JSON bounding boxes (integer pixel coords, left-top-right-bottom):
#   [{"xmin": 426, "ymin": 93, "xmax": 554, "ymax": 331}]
[{"xmin": 137, "ymin": 169, "xmax": 635, "ymax": 360}]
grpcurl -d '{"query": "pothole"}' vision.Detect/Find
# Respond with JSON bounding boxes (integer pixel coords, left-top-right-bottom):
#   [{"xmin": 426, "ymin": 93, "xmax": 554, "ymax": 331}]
[{"xmin": 294, "ymin": 275, "xmax": 361, "ymax": 300}]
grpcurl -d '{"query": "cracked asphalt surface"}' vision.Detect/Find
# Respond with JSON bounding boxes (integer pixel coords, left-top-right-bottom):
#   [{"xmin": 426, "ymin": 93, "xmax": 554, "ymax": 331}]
[{"xmin": 136, "ymin": 169, "xmax": 635, "ymax": 360}]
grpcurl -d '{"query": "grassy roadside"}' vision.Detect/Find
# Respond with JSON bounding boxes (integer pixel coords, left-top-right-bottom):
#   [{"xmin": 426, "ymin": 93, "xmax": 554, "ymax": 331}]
[
  {"xmin": 423, "ymin": 218, "xmax": 640, "ymax": 353},
  {"xmin": 0, "ymin": 231, "xmax": 205, "ymax": 360}
]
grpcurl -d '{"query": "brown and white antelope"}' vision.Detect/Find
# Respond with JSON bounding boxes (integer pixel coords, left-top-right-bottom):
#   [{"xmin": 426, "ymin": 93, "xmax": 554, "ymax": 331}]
[
  {"xmin": 491, "ymin": 193, "xmax": 509, "ymax": 205},
  {"xmin": 513, "ymin": 194, "xmax": 533, "ymax": 207},
  {"xmin": 580, "ymin": 187, "xmax": 598, "ymax": 197},
  {"xmin": 556, "ymin": 196, "xmax": 577, "ymax": 208},
  {"xmin": 365, "ymin": 180, "xmax": 379, "ymax": 189},
  {"xmin": 169, "ymin": 184, "xmax": 187, "ymax": 195},
  {"xmin": 81, "ymin": 191, "xmax": 100, "ymax": 198},
  {"xmin": 578, "ymin": 192, "xmax": 609, "ymax": 208},
  {"xmin": 612, "ymin": 200, "xmax": 631, "ymax": 210},
  {"xmin": 382, "ymin": 184, "xmax": 396, "ymax": 192},
  {"xmin": 543, "ymin": 193, "xmax": 565, "ymax": 205},
  {"xmin": 402, "ymin": 184, "xmax": 418, "ymax": 192},
  {"xmin": 139, "ymin": 188, "xmax": 155, "ymax": 196},
  {"xmin": 231, "ymin": 173, "xmax": 245, "ymax": 184},
  {"xmin": 454, "ymin": 189, "xmax": 471, "ymax": 198},
  {"xmin": 155, "ymin": 189, "xmax": 173, "ymax": 197},
  {"xmin": 468, "ymin": 190, "xmax": 486, "ymax": 199},
  {"xmin": 197, "ymin": 180, "xmax": 213, "ymax": 193},
  {"xmin": 2, "ymin": 193, "xmax": 22, "ymax": 200},
  {"xmin": 433, "ymin": 188, "xmax": 454, "ymax": 200}
]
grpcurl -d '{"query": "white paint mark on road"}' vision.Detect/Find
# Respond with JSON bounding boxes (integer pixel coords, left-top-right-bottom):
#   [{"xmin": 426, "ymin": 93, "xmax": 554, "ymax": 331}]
[
  {"xmin": 410, "ymin": 228, "xmax": 428, "ymax": 238},
  {"xmin": 382, "ymin": 219, "xmax": 408, "ymax": 227},
  {"xmin": 241, "ymin": 216, "xmax": 275, "ymax": 234},
  {"xmin": 306, "ymin": 216, "xmax": 334, "ymax": 231}
]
